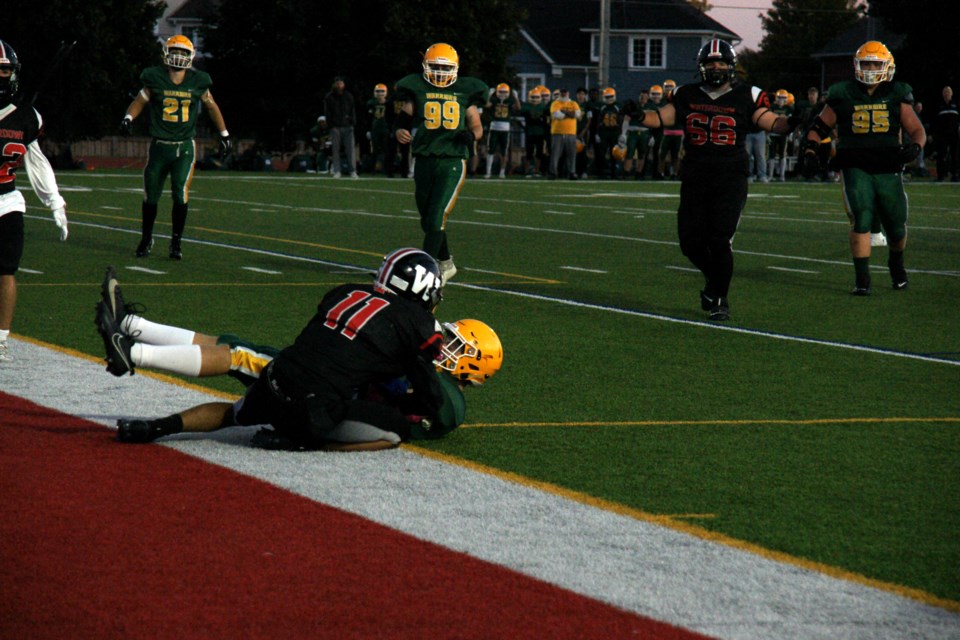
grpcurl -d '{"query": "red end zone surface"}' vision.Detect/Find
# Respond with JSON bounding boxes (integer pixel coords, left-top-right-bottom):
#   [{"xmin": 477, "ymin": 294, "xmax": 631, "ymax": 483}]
[{"xmin": 0, "ymin": 393, "xmax": 711, "ymax": 639}]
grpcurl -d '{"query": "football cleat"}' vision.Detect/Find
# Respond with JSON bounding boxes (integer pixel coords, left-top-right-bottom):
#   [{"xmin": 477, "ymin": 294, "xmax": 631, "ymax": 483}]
[
  {"xmin": 892, "ymin": 276, "xmax": 909, "ymax": 290},
  {"xmin": 117, "ymin": 419, "xmax": 162, "ymax": 443},
  {"xmin": 95, "ymin": 300, "xmax": 135, "ymax": 376},
  {"xmin": 439, "ymin": 257, "xmax": 457, "ymax": 283},
  {"xmin": 135, "ymin": 237, "xmax": 153, "ymax": 258},
  {"xmin": 708, "ymin": 298, "xmax": 730, "ymax": 321},
  {"xmin": 851, "ymin": 286, "xmax": 872, "ymax": 296},
  {"xmin": 0, "ymin": 339, "xmax": 10, "ymax": 362},
  {"xmin": 169, "ymin": 236, "xmax": 182, "ymax": 260},
  {"xmin": 699, "ymin": 290, "xmax": 714, "ymax": 312},
  {"xmin": 100, "ymin": 266, "xmax": 128, "ymax": 327}
]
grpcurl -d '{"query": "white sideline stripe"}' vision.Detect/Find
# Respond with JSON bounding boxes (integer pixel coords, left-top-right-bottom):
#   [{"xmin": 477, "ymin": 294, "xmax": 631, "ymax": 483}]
[
  {"xmin": 4, "ymin": 337, "xmax": 958, "ymax": 640},
  {"xmin": 473, "ymin": 209, "xmax": 502, "ymax": 215},
  {"xmin": 18, "ymin": 268, "xmax": 43, "ymax": 274},
  {"xmin": 241, "ymin": 267, "xmax": 282, "ymax": 275},
  {"xmin": 768, "ymin": 266, "xmax": 820, "ymax": 274},
  {"xmin": 25, "ymin": 216, "xmax": 960, "ymax": 365},
  {"xmin": 544, "ymin": 210, "xmax": 575, "ymax": 215},
  {"xmin": 560, "ymin": 266, "xmax": 608, "ymax": 273},
  {"xmin": 124, "ymin": 266, "xmax": 166, "ymax": 275},
  {"xmin": 665, "ymin": 265, "xmax": 701, "ymax": 273}
]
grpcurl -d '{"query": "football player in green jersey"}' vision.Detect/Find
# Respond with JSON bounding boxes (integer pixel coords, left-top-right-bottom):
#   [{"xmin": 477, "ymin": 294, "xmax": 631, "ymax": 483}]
[
  {"xmin": 394, "ymin": 43, "xmax": 488, "ymax": 282},
  {"xmin": 802, "ymin": 41, "xmax": 926, "ymax": 295},
  {"xmin": 120, "ymin": 35, "xmax": 231, "ymax": 261}
]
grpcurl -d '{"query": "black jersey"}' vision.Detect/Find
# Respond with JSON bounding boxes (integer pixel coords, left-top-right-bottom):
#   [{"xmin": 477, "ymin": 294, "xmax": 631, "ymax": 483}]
[
  {"xmin": 0, "ymin": 103, "xmax": 43, "ymax": 196},
  {"xmin": 671, "ymin": 82, "xmax": 769, "ymax": 167},
  {"xmin": 273, "ymin": 283, "xmax": 444, "ymax": 410}
]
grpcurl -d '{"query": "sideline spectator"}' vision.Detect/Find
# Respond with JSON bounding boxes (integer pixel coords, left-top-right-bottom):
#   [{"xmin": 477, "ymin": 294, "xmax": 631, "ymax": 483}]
[
  {"xmin": 549, "ymin": 88, "xmax": 580, "ymax": 180},
  {"xmin": 323, "ymin": 76, "xmax": 358, "ymax": 178},
  {"xmin": 933, "ymin": 86, "xmax": 959, "ymax": 182}
]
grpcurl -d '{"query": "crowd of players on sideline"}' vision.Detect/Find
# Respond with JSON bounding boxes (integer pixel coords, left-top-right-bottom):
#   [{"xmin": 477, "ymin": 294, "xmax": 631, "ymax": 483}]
[{"xmin": 285, "ymin": 78, "xmax": 945, "ymax": 182}]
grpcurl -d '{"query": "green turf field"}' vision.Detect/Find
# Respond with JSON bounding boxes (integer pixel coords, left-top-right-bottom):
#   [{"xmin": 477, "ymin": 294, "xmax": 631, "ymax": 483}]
[{"xmin": 11, "ymin": 169, "xmax": 960, "ymax": 605}]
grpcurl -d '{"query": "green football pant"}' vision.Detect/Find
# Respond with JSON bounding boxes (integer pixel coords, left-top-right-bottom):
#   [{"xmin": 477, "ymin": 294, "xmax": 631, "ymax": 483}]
[
  {"xmin": 143, "ymin": 138, "xmax": 196, "ymax": 205},
  {"xmin": 840, "ymin": 168, "xmax": 907, "ymax": 240}
]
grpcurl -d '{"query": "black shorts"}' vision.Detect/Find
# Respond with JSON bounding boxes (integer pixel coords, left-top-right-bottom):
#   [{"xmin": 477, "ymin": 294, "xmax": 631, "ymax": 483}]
[{"xmin": 0, "ymin": 212, "xmax": 25, "ymax": 275}]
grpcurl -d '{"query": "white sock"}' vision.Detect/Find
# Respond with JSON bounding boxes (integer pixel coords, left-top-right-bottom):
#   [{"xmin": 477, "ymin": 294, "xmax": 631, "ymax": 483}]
[
  {"xmin": 0, "ymin": 328, "xmax": 9, "ymax": 341},
  {"xmin": 131, "ymin": 343, "xmax": 203, "ymax": 376},
  {"xmin": 486, "ymin": 155, "xmax": 494, "ymax": 175},
  {"xmin": 124, "ymin": 315, "xmax": 196, "ymax": 345}
]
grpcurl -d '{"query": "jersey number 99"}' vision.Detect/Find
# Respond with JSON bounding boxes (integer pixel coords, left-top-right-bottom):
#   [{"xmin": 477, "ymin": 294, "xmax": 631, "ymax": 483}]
[{"xmin": 424, "ymin": 100, "xmax": 460, "ymax": 130}]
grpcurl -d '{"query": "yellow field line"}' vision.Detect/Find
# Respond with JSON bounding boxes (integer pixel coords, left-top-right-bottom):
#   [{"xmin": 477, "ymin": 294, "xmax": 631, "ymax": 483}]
[
  {"xmin": 462, "ymin": 417, "xmax": 960, "ymax": 428},
  {"xmin": 406, "ymin": 444, "xmax": 960, "ymax": 614}
]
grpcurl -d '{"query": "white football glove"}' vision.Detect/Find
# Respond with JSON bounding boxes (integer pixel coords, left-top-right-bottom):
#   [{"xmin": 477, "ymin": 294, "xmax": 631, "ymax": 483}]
[
  {"xmin": 52, "ymin": 207, "xmax": 68, "ymax": 241},
  {"xmin": 618, "ymin": 134, "xmax": 627, "ymax": 146},
  {"xmin": 554, "ymin": 111, "xmax": 566, "ymax": 120}
]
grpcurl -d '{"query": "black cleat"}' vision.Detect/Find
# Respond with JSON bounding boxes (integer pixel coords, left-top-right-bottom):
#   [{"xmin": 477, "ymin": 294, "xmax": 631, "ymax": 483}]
[
  {"xmin": 892, "ymin": 278, "xmax": 909, "ymax": 290},
  {"xmin": 250, "ymin": 427, "xmax": 314, "ymax": 451},
  {"xmin": 100, "ymin": 266, "xmax": 128, "ymax": 327},
  {"xmin": 851, "ymin": 286, "xmax": 872, "ymax": 296},
  {"xmin": 136, "ymin": 238, "xmax": 153, "ymax": 258},
  {"xmin": 708, "ymin": 298, "xmax": 730, "ymax": 321},
  {"xmin": 95, "ymin": 301, "xmax": 135, "ymax": 376},
  {"xmin": 699, "ymin": 290, "xmax": 714, "ymax": 311},
  {"xmin": 169, "ymin": 236, "xmax": 182, "ymax": 260},
  {"xmin": 117, "ymin": 419, "xmax": 161, "ymax": 443}
]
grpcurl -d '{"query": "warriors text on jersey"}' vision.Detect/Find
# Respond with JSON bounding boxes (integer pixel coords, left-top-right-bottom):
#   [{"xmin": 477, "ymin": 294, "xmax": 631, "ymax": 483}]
[
  {"xmin": 671, "ymin": 82, "xmax": 769, "ymax": 167},
  {"xmin": 273, "ymin": 283, "xmax": 444, "ymax": 410},
  {"xmin": 139, "ymin": 65, "xmax": 213, "ymax": 141},
  {"xmin": 395, "ymin": 73, "xmax": 488, "ymax": 158},
  {"xmin": 826, "ymin": 80, "xmax": 914, "ymax": 173}
]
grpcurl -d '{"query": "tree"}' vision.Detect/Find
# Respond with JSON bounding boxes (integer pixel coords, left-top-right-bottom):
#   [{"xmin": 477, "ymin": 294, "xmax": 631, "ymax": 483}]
[
  {"xmin": 738, "ymin": 0, "xmax": 861, "ymax": 93},
  {"xmin": 203, "ymin": 0, "xmax": 526, "ymax": 149},
  {"xmin": 3, "ymin": 0, "xmax": 164, "ymax": 142},
  {"xmin": 868, "ymin": 0, "xmax": 960, "ymax": 104}
]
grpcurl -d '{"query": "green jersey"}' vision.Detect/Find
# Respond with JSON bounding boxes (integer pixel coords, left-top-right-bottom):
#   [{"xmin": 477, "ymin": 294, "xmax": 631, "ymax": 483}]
[
  {"xmin": 520, "ymin": 101, "xmax": 549, "ymax": 137},
  {"xmin": 395, "ymin": 73, "xmax": 488, "ymax": 158},
  {"xmin": 140, "ymin": 65, "xmax": 213, "ymax": 141},
  {"xmin": 410, "ymin": 371, "xmax": 466, "ymax": 440},
  {"xmin": 826, "ymin": 79, "xmax": 914, "ymax": 173},
  {"xmin": 367, "ymin": 98, "xmax": 389, "ymax": 134}
]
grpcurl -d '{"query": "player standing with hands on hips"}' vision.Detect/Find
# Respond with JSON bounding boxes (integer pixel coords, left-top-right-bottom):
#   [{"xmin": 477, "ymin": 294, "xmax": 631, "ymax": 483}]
[
  {"xmin": 631, "ymin": 39, "xmax": 802, "ymax": 321},
  {"xmin": 394, "ymin": 43, "xmax": 487, "ymax": 283},
  {"xmin": 0, "ymin": 39, "xmax": 68, "ymax": 362},
  {"xmin": 120, "ymin": 35, "xmax": 231, "ymax": 261}
]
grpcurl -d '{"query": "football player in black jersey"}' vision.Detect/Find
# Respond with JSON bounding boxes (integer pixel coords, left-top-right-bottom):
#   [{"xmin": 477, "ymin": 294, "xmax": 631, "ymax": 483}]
[
  {"xmin": 108, "ymin": 248, "xmax": 448, "ymax": 450},
  {"xmin": 0, "ymin": 40, "xmax": 69, "ymax": 363},
  {"xmin": 632, "ymin": 39, "xmax": 801, "ymax": 320}
]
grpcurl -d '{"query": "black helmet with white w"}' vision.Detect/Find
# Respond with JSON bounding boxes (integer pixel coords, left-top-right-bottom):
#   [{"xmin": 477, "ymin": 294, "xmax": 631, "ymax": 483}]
[
  {"xmin": 0, "ymin": 40, "xmax": 21, "ymax": 107},
  {"xmin": 697, "ymin": 39, "xmax": 737, "ymax": 87},
  {"xmin": 374, "ymin": 248, "xmax": 443, "ymax": 310}
]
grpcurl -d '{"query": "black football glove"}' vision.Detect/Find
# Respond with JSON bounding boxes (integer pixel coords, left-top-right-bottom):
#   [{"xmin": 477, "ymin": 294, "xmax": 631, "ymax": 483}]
[
  {"xmin": 786, "ymin": 113, "xmax": 804, "ymax": 132},
  {"xmin": 802, "ymin": 151, "xmax": 821, "ymax": 177},
  {"xmin": 455, "ymin": 129, "xmax": 475, "ymax": 147},
  {"xmin": 896, "ymin": 142, "xmax": 921, "ymax": 165},
  {"xmin": 119, "ymin": 116, "xmax": 133, "ymax": 136},
  {"xmin": 219, "ymin": 133, "xmax": 232, "ymax": 155}
]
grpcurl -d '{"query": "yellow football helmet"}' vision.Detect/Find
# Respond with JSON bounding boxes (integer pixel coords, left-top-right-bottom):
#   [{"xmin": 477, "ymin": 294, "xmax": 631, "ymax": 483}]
[
  {"xmin": 538, "ymin": 85, "xmax": 552, "ymax": 100},
  {"xmin": 164, "ymin": 35, "xmax": 195, "ymax": 70},
  {"xmin": 663, "ymin": 79, "xmax": 677, "ymax": 96},
  {"xmin": 611, "ymin": 143, "xmax": 627, "ymax": 161},
  {"xmin": 437, "ymin": 319, "xmax": 503, "ymax": 386},
  {"xmin": 528, "ymin": 88, "xmax": 542, "ymax": 104},
  {"xmin": 775, "ymin": 89, "xmax": 789, "ymax": 106},
  {"xmin": 422, "ymin": 42, "xmax": 459, "ymax": 88},
  {"xmin": 496, "ymin": 82, "xmax": 510, "ymax": 99},
  {"xmin": 854, "ymin": 41, "xmax": 895, "ymax": 85},
  {"xmin": 649, "ymin": 84, "xmax": 663, "ymax": 100},
  {"xmin": 786, "ymin": 92, "xmax": 795, "ymax": 106},
  {"xmin": 374, "ymin": 83, "xmax": 388, "ymax": 98},
  {"xmin": 576, "ymin": 139, "xmax": 585, "ymax": 153},
  {"xmin": 602, "ymin": 87, "xmax": 616, "ymax": 103}
]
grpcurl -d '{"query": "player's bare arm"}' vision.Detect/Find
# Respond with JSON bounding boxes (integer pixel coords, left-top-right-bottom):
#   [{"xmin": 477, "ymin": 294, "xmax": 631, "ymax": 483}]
[{"xmin": 395, "ymin": 100, "xmax": 415, "ymax": 144}]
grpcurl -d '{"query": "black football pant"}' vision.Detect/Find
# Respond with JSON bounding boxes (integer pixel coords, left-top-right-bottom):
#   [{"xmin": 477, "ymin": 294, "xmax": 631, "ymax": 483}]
[{"xmin": 677, "ymin": 164, "xmax": 748, "ymax": 300}]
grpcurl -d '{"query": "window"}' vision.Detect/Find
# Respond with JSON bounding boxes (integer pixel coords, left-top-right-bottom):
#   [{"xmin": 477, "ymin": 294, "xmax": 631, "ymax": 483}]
[
  {"xmin": 629, "ymin": 37, "xmax": 665, "ymax": 69},
  {"xmin": 591, "ymin": 34, "xmax": 600, "ymax": 62}
]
